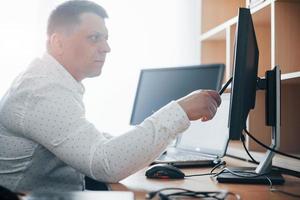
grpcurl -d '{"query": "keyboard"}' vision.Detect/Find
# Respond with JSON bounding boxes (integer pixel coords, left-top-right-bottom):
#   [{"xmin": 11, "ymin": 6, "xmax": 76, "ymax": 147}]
[{"xmin": 158, "ymin": 151, "xmax": 214, "ymax": 162}]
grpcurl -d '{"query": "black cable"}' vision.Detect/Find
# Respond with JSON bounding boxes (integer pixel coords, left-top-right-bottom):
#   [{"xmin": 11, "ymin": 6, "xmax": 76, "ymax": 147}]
[
  {"xmin": 242, "ymin": 128, "xmax": 300, "ymax": 198},
  {"xmin": 241, "ymin": 133, "xmax": 259, "ymax": 164},
  {"xmin": 215, "ymin": 168, "xmax": 300, "ymax": 199},
  {"xmin": 244, "ymin": 128, "xmax": 300, "ymax": 160},
  {"xmin": 214, "ymin": 167, "xmax": 270, "ymax": 178},
  {"xmin": 146, "ymin": 187, "xmax": 240, "ymax": 200},
  {"xmin": 184, "ymin": 161, "xmax": 226, "ymax": 178},
  {"xmin": 184, "ymin": 172, "xmax": 216, "ymax": 177},
  {"xmin": 210, "ymin": 161, "xmax": 227, "ymax": 173}
]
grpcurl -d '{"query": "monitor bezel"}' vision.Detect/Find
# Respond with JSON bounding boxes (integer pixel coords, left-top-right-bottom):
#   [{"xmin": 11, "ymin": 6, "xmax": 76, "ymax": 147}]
[
  {"xmin": 130, "ymin": 64, "xmax": 225, "ymax": 125},
  {"xmin": 228, "ymin": 8, "xmax": 259, "ymax": 140}
]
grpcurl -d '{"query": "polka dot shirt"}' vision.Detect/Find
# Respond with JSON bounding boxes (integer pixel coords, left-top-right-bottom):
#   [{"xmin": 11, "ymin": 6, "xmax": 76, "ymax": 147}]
[{"xmin": 0, "ymin": 53, "xmax": 190, "ymax": 192}]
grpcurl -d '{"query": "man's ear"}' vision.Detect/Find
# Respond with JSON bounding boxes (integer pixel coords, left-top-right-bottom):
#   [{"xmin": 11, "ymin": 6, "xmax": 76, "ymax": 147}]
[{"xmin": 48, "ymin": 33, "xmax": 64, "ymax": 56}]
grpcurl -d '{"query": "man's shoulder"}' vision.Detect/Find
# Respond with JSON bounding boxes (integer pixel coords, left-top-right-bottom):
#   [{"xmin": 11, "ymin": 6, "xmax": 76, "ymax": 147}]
[{"xmin": 8, "ymin": 55, "xmax": 83, "ymax": 105}]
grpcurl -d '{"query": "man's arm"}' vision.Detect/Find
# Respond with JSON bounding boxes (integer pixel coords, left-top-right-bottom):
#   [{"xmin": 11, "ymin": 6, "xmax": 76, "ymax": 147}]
[{"xmin": 20, "ymin": 85, "xmax": 191, "ymax": 183}]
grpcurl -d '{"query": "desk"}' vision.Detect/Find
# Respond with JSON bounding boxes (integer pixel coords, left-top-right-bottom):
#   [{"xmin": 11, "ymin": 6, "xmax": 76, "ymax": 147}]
[{"xmin": 109, "ymin": 157, "xmax": 300, "ymax": 200}]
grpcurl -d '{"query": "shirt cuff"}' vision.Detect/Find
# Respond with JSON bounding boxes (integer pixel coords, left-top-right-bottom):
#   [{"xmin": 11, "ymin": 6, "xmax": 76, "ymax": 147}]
[{"xmin": 149, "ymin": 101, "xmax": 190, "ymax": 138}]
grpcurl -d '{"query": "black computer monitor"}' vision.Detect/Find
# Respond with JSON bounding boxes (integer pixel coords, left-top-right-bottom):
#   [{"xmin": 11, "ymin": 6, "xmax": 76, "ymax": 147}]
[
  {"xmin": 228, "ymin": 7, "xmax": 259, "ymax": 140},
  {"xmin": 217, "ymin": 8, "xmax": 284, "ymax": 184},
  {"xmin": 130, "ymin": 64, "xmax": 224, "ymax": 125}
]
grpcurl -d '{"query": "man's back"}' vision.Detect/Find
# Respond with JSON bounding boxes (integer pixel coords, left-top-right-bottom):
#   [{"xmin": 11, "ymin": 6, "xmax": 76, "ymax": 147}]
[{"xmin": 0, "ymin": 54, "xmax": 85, "ymax": 192}]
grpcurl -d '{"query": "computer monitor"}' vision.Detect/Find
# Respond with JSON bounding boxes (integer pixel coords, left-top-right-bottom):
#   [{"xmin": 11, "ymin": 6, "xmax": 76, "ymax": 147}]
[
  {"xmin": 228, "ymin": 7, "xmax": 259, "ymax": 140},
  {"xmin": 130, "ymin": 64, "xmax": 224, "ymax": 125},
  {"xmin": 217, "ymin": 8, "xmax": 284, "ymax": 184}
]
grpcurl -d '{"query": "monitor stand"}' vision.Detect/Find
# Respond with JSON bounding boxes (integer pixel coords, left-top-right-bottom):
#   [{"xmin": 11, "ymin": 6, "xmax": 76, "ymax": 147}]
[
  {"xmin": 217, "ymin": 66, "xmax": 284, "ymax": 185},
  {"xmin": 216, "ymin": 167, "xmax": 284, "ymax": 184}
]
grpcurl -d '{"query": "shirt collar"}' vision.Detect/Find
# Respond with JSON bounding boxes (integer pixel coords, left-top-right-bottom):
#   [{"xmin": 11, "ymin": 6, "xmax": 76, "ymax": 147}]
[{"xmin": 42, "ymin": 52, "xmax": 85, "ymax": 95}]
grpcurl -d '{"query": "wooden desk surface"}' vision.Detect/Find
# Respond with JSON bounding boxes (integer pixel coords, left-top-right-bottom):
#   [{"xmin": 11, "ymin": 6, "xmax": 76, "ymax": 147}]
[{"xmin": 109, "ymin": 157, "xmax": 300, "ymax": 200}]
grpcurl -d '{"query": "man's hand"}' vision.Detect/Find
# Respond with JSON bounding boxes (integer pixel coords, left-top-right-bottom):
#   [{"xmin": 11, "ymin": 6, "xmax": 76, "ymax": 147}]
[{"xmin": 177, "ymin": 90, "xmax": 221, "ymax": 121}]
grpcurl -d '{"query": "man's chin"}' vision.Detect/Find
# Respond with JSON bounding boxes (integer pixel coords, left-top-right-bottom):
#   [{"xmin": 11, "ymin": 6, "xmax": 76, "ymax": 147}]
[{"xmin": 87, "ymin": 69, "xmax": 102, "ymax": 78}]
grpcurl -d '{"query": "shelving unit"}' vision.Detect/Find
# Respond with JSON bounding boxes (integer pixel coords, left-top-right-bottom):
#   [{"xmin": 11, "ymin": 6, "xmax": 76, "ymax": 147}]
[{"xmin": 200, "ymin": 0, "xmax": 300, "ymax": 172}]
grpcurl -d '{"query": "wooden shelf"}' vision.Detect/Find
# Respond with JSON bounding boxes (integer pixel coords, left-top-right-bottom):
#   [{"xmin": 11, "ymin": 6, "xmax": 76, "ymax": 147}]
[
  {"xmin": 200, "ymin": 0, "xmax": 271, "ymax": 42},
  {"xmin": 201, "ymin": 0, "xmax": 245, "ymax": 34},
  {"xmin": 282, "ymin": 72, "xmax": 300, "ymax": 80},
  {"xmin": 200, "ymin": 19, "xmax": 234, "ymax": 42},
  {"xmin": 275, "ymin": 1, "xmax": 300, "ymax": 74},
  {"xmin": 200, "ymin": 0, "xmax": 300, "ymax": 172},
  {"xmin": 200, "ymin": 28, "xmax": 226, "ymax": 41}
]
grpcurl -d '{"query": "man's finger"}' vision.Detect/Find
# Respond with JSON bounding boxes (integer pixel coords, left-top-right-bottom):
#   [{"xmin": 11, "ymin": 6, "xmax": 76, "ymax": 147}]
[{"xmin": 206, "ymin": 90, "xmax": 221, "ymax": 106}]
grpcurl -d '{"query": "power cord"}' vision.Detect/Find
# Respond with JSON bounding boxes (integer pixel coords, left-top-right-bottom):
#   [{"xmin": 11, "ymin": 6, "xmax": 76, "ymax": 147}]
[
  {"xmin": 145, "ymin": 187, "xmax": 240, "ymax": 200},
  {"xmin": 184, "ymin": 161, "xmax": 227, "ymax": 178},
  {"xmin": 214, "ymin": 168, "xmax": 300, "ymax": 198},
  {"xmin": 236, "ymin": 128, "xmax": 300, "ymax": 198},
  {"xmin": 240, "ymin": 133, "xmax": 259, "ymax": 164},
  {"xmin": 243, "ymin": 128, "xmax": 300, "ymax": 161},
  {"xmin": 214, "ymin": 167, "xmax": 270, "ymax": 179}
]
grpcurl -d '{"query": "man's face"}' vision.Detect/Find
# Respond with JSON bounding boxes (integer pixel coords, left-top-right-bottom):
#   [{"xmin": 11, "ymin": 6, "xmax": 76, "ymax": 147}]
[{"xmin": 61, "ymin": 12, "xmax": 110, "ymax": 80}]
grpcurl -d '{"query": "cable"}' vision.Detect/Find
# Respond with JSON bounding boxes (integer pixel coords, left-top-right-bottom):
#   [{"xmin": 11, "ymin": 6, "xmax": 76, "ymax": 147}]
[
  {"xmin": 214, "ymin": 167, "xmax": 270, "ymax": 178},
  {"xmin": 244, "ymin": 128, "xmax": 300, "ymax": 161},
  {"xmin": 184, "ymin": 161, "xmax": 227, "ymax": 178},
  {"xmin": 211, "ymin": 161, "xmax": 227, "ymax": 173},
  {"xmin": 242, "ymin": 128, "xmax": 300, "ymax": 198},
  {"xmin": 184, "ymin": 172, "xmax": 216, "ymax": 177},
  {"xmin": 215, "ymin": 168, "xmax": 300, "ymax": 198},
  {"xmin": 145, "ymin": 187, "xmax": 240, "ymax": 200},
  {"xmin": 240, "ymin": 133, "xmax": 259, "ymax": 164}
]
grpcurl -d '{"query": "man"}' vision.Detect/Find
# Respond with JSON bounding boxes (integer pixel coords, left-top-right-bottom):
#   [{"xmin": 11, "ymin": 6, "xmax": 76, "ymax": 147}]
[{"xmin": 0, "ymin": 0, "xmax": 221, "ymax": 192}]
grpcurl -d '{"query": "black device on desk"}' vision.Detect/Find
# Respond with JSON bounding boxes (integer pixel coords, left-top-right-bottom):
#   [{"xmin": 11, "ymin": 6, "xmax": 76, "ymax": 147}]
[
  {"xmin": 130, "ymin": 64, "xmax": 229, "ymax": 167},
  {"xmin": 216, "ymin": 8, "xmax": 284, "ymax": 184},
  {"xmin": 145, "ymin": 164, "xmax": 185, "ymax": 179},
  {"xmin": 130, "ymin": 64, "xmax": 224, "ymax": 125}
]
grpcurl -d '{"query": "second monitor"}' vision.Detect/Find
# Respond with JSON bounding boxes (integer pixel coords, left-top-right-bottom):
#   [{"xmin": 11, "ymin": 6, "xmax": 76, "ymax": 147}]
[{"xmin": 130, "ymin": 64, "xmax": 225, "ymax": 125}]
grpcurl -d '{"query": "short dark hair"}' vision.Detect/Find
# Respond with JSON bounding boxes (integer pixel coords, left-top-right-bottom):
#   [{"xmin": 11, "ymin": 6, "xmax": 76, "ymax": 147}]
[{"xmin": 47, "ymin": 0, "xmax": 108, "ymax": 36}]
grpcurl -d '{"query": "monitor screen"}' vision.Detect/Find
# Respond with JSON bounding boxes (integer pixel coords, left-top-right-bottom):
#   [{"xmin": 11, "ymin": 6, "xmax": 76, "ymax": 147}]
[
  {"xmin": 130, "ymin": 64, "xmax": 225, "ymax": 125},
  {"xmin": 228, "ymin": 8, "xmax": 259, "ymax": 140}
]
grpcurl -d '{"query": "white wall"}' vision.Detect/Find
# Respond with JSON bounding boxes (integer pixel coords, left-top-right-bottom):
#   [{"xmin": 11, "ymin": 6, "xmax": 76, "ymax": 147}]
[
  {"xmin": 0, "ymin": 1, "xmax": 40, "ymax": 95},
  {"xmin": 0, "ymin": 0, "xmax": 200, "ymax": 135}
]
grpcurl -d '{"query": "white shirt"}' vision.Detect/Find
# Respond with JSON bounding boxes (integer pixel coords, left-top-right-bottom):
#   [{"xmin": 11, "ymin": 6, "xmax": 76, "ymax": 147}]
[{"xmin": 0, "ymin": 53, "xmax": 190, "ymax": 192}]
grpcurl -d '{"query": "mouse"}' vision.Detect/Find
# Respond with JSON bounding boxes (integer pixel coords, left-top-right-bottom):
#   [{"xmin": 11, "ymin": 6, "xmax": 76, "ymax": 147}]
[{"xmin": 145, "ymin": 164, "xmax": 185, "ymax": 179}]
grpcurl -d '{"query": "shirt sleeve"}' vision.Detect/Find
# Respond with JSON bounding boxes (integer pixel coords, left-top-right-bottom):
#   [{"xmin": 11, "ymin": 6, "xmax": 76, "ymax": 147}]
[{"xmin": 21, "ymin": 84, "xmax": 190, "ymax": 183}]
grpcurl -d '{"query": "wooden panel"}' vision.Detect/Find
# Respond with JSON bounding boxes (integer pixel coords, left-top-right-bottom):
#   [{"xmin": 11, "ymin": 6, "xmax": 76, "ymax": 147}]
[
  {"xmin": 229, "ymin": 24, "xmax": 236, "ymax": 78},
  {"xmin": 201, "ymin": 40, "xmax": 226, "ymax": 64},
  {"xmin": 201, "ymin": 0, "xmax": 245, "ymax": 33},
  {"xmin": 252, "ymin": 4, "xmax": 272, "ymax": 76},
  {"xmin": 275, "ymin": 1, "xmax": 300, "ymax": 73},
  {"xmin": 248, "ymin": 82, "xmax": 300, "ymax": 153},
  {"xmin": 256, "ymin": 25, "xmax": 272, "ymax": 76},
  {"xmin": 280, "ymin": 83, "xmax": 300, "ymax": 152},
  {"xmin": 252, "ymin": 2, "xmax": 271, "ymax": 26},
  {"xmin": 227, "ymin": 141, "xmax": 300, "ymax": 172},
  {"xmin": 248, "ymin": 91, "xmax": 272, "ymax": 151},
  {"xmin": 201, "ymin": 40, "xmax": 227, "ymax": 82}
]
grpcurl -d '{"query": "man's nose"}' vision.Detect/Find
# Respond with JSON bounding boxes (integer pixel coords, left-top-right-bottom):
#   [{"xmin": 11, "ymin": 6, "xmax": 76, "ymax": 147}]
[{"xmin": 98, "ymin": 40, "xmax": 111, "ymax": 53}]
